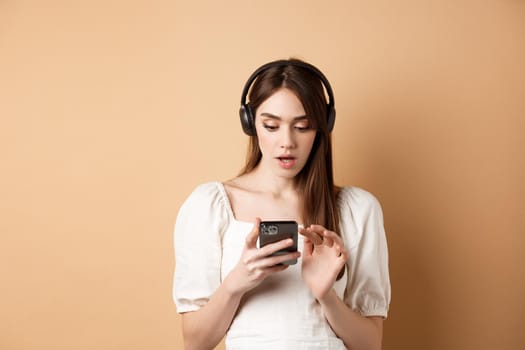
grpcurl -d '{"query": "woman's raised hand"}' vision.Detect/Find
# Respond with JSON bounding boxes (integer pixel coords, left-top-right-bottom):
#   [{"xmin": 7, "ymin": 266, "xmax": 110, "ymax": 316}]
[
  {"xmin": 224, "ymin": 218, "xmax": 301, "ymax": 296},
  {"xmin": 299, "ymin": 225, "xmax": 348, "ymax": 300}
]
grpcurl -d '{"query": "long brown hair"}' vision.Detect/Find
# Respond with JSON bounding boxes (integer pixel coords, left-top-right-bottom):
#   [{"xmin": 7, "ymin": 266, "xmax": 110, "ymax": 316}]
[{"xmin": 239, "ymin": 58, "xmax": 341, "ymax": 232}]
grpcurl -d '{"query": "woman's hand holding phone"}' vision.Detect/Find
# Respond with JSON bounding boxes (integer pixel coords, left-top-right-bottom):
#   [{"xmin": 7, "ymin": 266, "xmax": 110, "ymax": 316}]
[{"xmin": 223, "ymin": 218, "xmax": 301, "ymax": 297}]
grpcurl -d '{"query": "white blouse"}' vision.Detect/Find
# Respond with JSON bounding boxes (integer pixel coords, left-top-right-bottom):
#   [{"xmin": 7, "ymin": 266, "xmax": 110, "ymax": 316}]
[{"xmin": 173, "ymin": 182, "xmax": 391, "ymax": 349}]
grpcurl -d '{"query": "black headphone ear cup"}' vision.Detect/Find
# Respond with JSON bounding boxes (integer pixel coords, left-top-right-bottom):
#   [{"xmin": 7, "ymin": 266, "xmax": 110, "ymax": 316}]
[
  {"xmin": 326, "ymin": 105, "xmax": 336, "ymax": 132},
  {"xmin": 239, "ymin": 103, "xmax": 256, "ymax": 136}
]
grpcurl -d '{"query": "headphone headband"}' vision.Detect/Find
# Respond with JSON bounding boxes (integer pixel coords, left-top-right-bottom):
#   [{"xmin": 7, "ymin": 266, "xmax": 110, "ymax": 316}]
[{"xmin": 239, "ymin": 59, "xmax": 336, "ymax": 136}]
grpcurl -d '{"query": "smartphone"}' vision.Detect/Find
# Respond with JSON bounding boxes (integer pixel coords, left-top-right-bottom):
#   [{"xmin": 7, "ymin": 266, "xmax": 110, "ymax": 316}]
[{"xmin": 259, "ymin": 220, "xmax": 298, "ymax": 265}]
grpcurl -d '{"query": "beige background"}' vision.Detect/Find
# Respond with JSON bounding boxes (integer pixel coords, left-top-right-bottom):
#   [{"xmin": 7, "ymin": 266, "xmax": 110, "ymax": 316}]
[{"xmin": 1, "ymin": 1, "xmax": 524, "ymax": 349}]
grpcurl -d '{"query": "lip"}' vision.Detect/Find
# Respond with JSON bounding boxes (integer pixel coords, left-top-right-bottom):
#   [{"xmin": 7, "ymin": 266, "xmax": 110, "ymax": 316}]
[{"xmin": 276, "ymin": 155, "xmax": 297, "ymax": 169}]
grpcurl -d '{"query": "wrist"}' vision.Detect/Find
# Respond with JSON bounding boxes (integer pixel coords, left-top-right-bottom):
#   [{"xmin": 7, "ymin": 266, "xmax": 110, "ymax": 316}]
[
  {"xmin": 316, "ymin": 288, "xmax": 338, "ymax": 307},
  {"xmin": 222, "ymin": 269, "xmax": 246, "ymax": 299}
]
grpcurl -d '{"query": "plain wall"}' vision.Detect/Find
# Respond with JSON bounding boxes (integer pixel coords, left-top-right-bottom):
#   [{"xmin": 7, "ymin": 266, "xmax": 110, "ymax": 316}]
[{"xmin": 1, "ymin": 1, "xmax": 524, "ymax": 349}]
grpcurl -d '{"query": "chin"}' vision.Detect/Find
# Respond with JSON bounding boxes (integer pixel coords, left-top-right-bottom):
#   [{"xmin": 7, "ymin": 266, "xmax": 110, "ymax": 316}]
[{"xmin": 276, "ymin": 168, "xmax": 302, "ymax": 179}]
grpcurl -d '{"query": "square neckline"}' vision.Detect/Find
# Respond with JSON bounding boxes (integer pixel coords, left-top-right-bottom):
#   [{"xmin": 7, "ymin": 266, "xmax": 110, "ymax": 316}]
[
  {"xmin": 216, "ymin": 182, "xmax": 255, "ymax": 225},
  {"xmin": 216, "ymin": 181, "xmax": 305, "ymax": 227}
]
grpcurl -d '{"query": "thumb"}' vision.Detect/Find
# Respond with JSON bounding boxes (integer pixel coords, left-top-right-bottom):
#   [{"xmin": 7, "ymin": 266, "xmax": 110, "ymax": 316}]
[
  {"xmin": 245, "ymin": 217, "xmax": 261, "ymax": 249},
  {"xmin": 303, "ymin": 236, "xmax": 313, "ymax": 257}
]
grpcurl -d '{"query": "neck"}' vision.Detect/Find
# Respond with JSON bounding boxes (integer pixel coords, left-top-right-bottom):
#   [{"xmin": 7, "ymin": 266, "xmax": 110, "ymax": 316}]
[{"xmin": 249, "ymin": 165, "xmax": 298, "ymax": 198}]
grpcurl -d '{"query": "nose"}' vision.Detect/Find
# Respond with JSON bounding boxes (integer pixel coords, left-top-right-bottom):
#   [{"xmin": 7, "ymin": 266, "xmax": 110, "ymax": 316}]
[{"xmin": 280, "ymin": 126, "xmax": 296, "ymax": 149}]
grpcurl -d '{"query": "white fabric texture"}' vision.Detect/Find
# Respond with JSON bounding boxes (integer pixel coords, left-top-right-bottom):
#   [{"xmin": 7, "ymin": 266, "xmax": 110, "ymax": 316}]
[{"xmin": 173, "ymin": 182, "xmax": 391, "ymax": 349}]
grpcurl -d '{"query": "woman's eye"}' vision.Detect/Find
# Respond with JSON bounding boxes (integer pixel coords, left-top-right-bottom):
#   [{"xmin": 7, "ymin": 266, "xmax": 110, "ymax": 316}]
[
  {"xmin": 263, "ymin": 124, "xmax": 278, "ymax": 131},
  {"xmin": 295, "ymin": 124, "xmax": 310, "ymax": 131}
]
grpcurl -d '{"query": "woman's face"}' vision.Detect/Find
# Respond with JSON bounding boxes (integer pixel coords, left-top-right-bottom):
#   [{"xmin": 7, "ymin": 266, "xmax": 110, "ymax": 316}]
[{"xmin": 254, "ymin": 88, "xmax": 317, "ymax": 179}]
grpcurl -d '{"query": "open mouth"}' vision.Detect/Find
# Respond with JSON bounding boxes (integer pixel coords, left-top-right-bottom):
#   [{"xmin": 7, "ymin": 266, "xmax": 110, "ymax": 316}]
[{"xmin": 277, "ymin": 157, "xmax": 296, "ymax": 168}]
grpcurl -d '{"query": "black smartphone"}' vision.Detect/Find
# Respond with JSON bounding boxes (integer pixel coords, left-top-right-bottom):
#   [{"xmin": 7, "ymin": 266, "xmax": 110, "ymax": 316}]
[{"xmin": 259, "ymin": 220, "xmax": 298, "ymax": 265}]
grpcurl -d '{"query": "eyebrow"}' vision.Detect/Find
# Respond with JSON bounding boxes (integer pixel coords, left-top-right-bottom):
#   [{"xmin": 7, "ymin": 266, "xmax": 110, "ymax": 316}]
[{"xmin": 259, "ymin": 113, "xmax": 309, "ymax": 121}]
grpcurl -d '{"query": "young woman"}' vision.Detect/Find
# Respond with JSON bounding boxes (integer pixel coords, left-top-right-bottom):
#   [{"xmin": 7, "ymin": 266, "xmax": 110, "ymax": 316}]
[{"xmin": 173, "ymin": 59, "xmax": 391, "ymax": 349}]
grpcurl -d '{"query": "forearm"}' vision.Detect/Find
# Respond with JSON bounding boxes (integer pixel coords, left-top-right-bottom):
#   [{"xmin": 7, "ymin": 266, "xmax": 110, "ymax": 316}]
[
  {"xmin": 318, "ymin": 289, "xmax": 383, "ymax": 350},
  {"xmin": 182, "ymin": 276, "xmax": 244, "ymax": 350}
]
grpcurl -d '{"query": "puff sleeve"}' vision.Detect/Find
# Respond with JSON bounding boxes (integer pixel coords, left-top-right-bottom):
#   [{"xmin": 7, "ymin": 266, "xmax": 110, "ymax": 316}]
[
  {"xmin": 339, "ymin": 187, "xmax": 391, "ymax": 318},
  {"xmin": 172, "ymin": 182, "xmax": 228, "ymax": 313}
]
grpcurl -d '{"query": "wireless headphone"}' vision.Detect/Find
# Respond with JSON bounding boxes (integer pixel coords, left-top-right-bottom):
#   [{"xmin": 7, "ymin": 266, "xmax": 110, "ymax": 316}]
[{"xmin": 239, "ymin": 59, "xmax": 336, "ymax": 136}]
